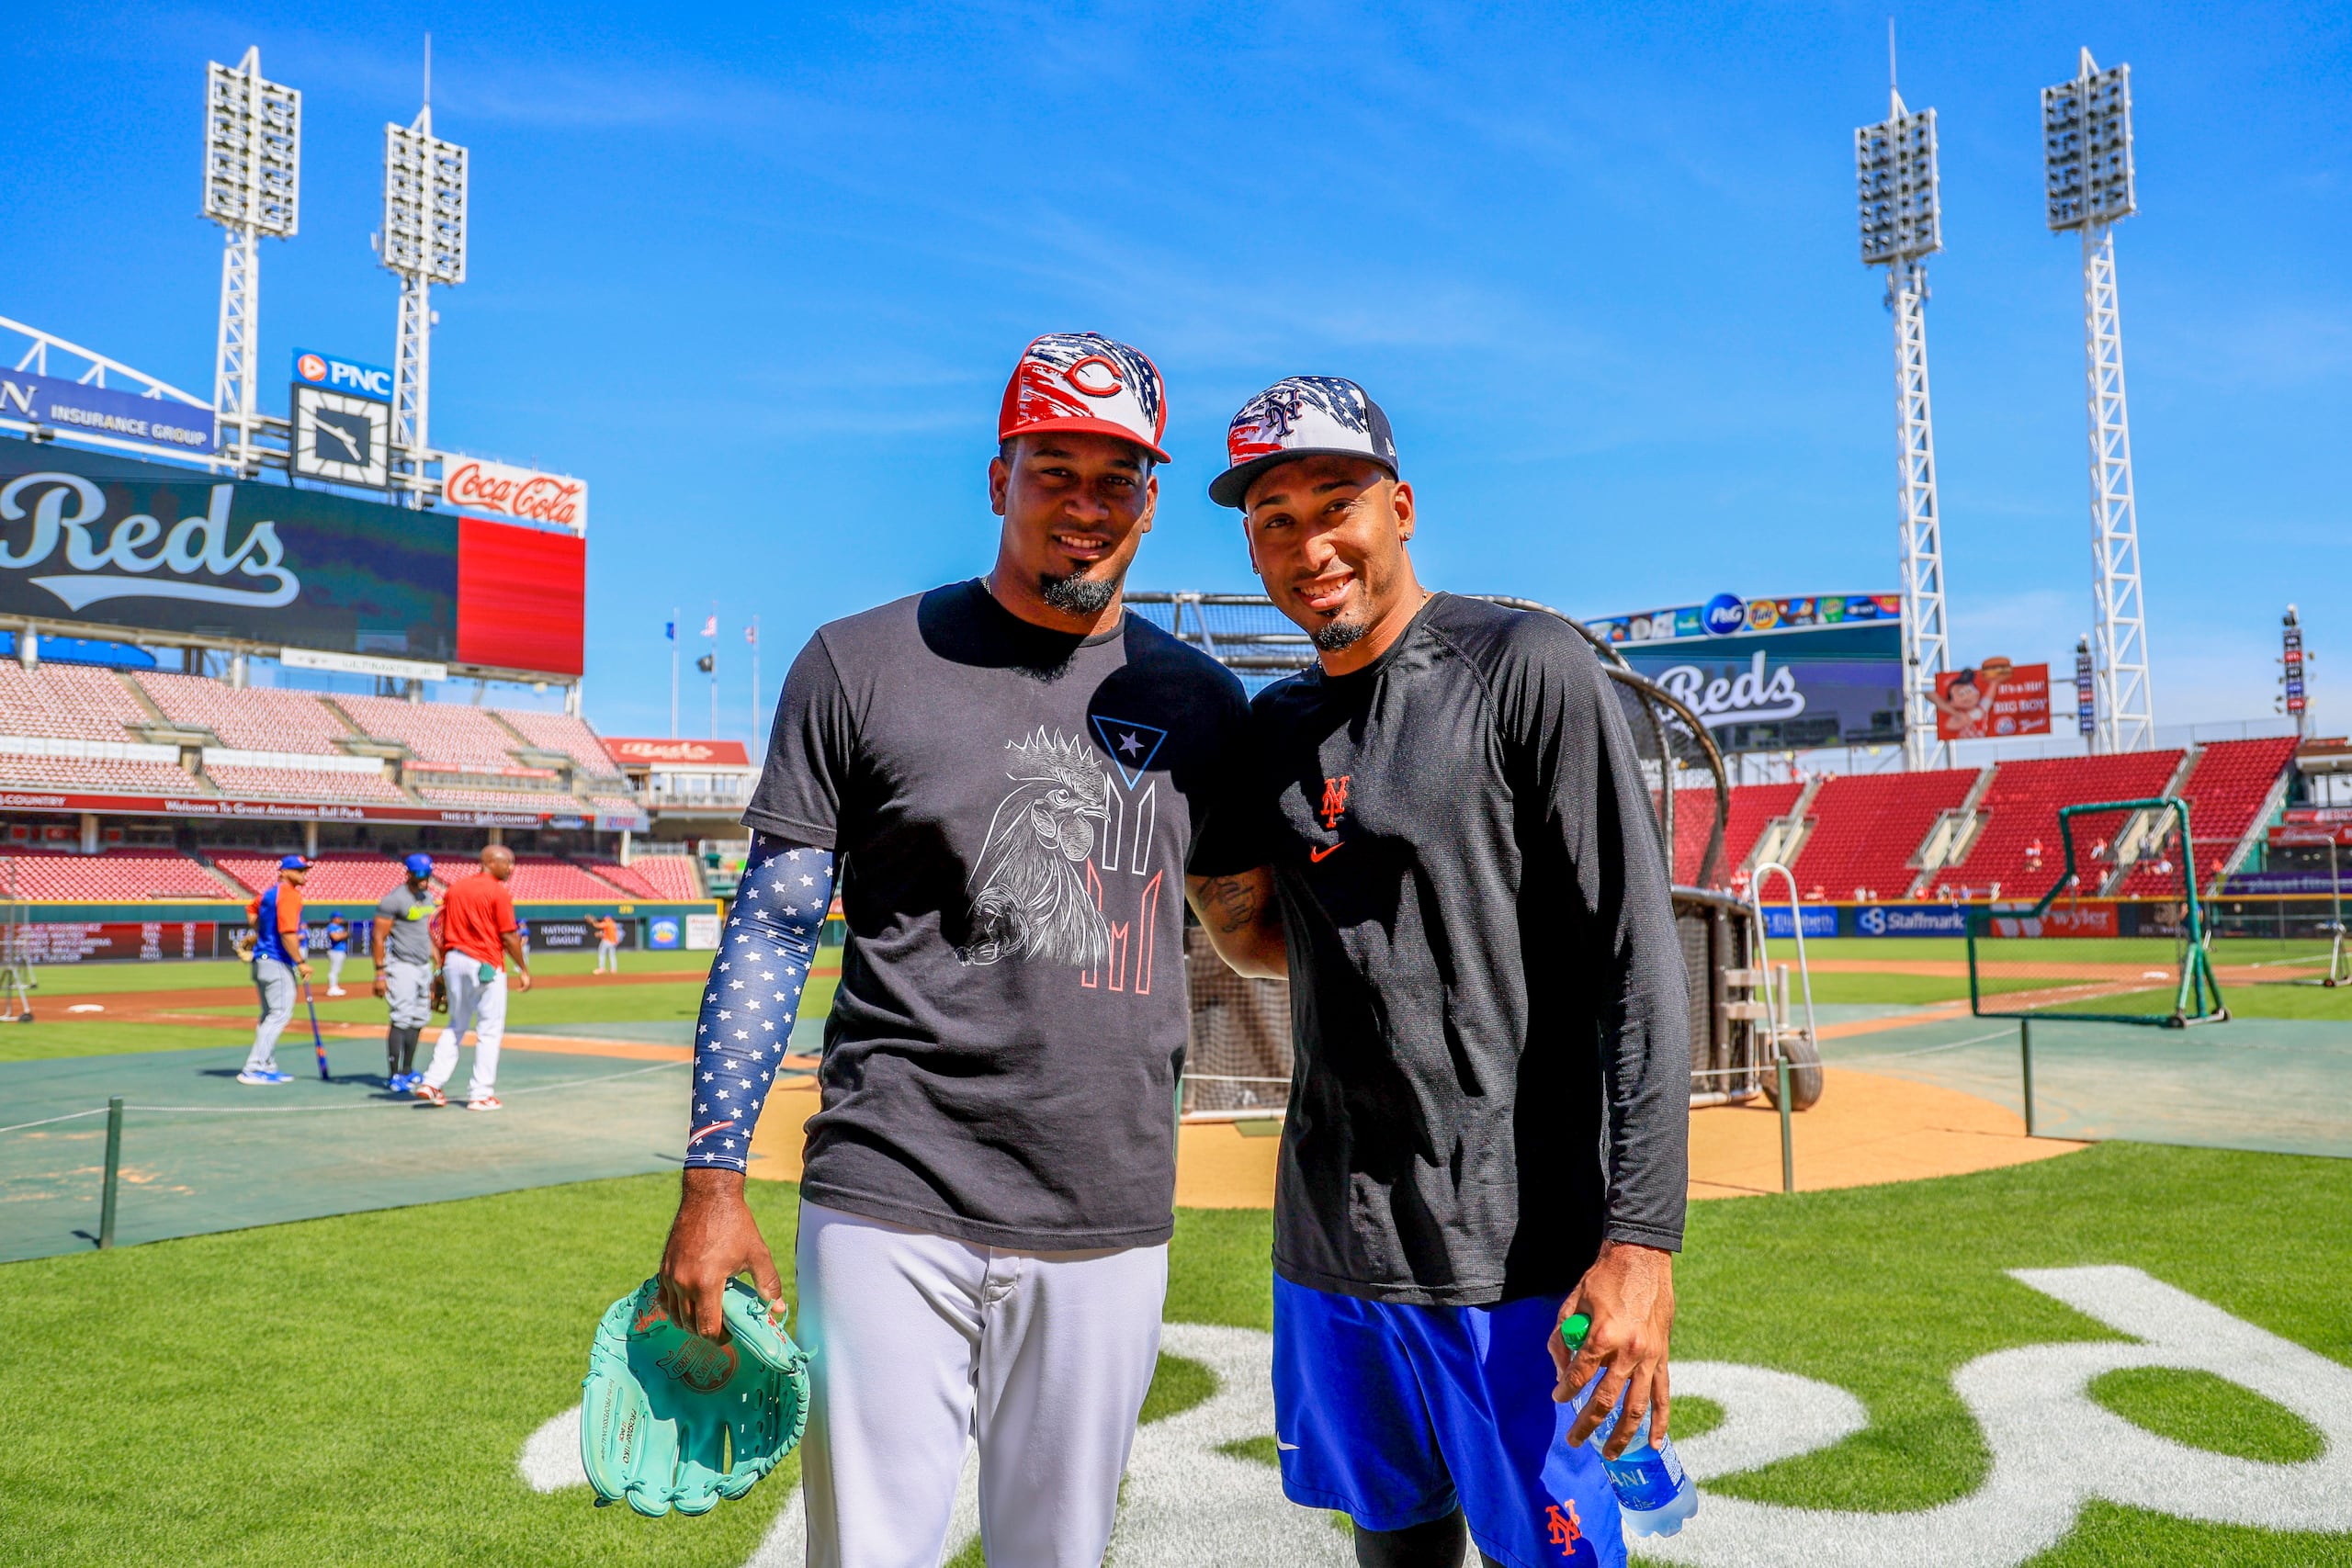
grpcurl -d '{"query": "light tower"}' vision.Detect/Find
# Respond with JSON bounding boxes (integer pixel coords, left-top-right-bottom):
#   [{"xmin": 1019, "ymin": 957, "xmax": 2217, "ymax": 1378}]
[
  {"xmin": 382, "ymin": 39, "xmax": 469, "ymax": 503},
  {"xmin": 2044, "ymin": 49, "xmax": 2152, "ymax": 752},
  {"xmin": 202, "ymin": 47, "xmax": 300, "ymax": 474},
  {"xmin": 1857, "ymin": 77, "xmax": 1949, "ymax": 770}
]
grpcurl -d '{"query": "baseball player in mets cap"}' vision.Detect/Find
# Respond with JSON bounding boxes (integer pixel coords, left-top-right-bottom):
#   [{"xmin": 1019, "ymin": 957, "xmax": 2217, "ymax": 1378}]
[
  {"xmin": 655, "ymin": 333, "xmax": 1286, "ymax": 1566},
  {"xmin": 1211, "ymin": 377, "xmax": 1690, "ymax": 1568}
]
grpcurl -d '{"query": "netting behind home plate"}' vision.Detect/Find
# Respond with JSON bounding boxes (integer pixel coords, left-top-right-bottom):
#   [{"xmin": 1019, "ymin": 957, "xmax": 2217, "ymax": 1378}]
[{"xmin": 1146, "ymin": 592, "xmax": 1750, "ymax": 1118}]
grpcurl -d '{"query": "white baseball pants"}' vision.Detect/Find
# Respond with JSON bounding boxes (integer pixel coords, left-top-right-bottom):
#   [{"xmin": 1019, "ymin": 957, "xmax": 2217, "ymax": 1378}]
[
  {"xmin": 794, "ymin": 1200, "xmax": 1168, "ymax": 1568},
  {"xmin": 423, "ymin": 957, "xmax": 507, "ymax": 1100}
]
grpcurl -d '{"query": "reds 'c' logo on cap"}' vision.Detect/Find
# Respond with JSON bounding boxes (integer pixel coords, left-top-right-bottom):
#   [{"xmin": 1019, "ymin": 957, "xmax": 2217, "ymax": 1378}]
[{"xmin": 1000, "ymin": 333, "xmax": 1171, "ymax": 463}]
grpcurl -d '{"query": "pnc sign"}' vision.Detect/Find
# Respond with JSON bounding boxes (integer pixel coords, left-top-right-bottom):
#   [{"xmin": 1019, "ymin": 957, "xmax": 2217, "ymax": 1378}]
[{"xmin": 291, "ymin": 348, "xmax": 393, "ymax": 401}]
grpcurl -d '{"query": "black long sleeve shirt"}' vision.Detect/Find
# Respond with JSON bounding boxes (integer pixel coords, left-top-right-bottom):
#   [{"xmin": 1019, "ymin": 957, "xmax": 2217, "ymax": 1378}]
[{"xmin": 1244, "ymin": 593, "xmax": 1690, "ymax": 1305}]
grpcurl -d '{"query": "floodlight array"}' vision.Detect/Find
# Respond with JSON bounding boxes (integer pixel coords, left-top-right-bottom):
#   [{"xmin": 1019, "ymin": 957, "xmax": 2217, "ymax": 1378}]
[
  {"xmin": 383, "ymin": 115, "xmax": 469, "ymax": 285},
  {"xmin": 2043, "ymin": 59, "xmax": 2134, "ymax": 231},
  {"xmin": 202, "ymin": 53, "xmax": 300, "ymax": 237},
  {"xmin": 1855, "ymin": 100, "xmax": 1939, "ymax": 265}
]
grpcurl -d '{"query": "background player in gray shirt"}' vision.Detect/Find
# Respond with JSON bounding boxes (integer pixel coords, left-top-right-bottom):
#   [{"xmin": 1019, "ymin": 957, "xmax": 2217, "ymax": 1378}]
[
  {"xmin": 372, "ymin": 853, "xmax": 437, "ymax": 1093},
  {"xmin": 1212, "ymin": 377, "xmax": 1690, "ymax": 1568}
]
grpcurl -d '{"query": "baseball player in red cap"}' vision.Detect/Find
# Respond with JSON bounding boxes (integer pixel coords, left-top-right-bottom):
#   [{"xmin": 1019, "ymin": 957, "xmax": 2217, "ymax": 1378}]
[
  {"xmin": 655, "ymin": 333, "xmax": 1285, "ymax": 1566},
  {"xmin": 1211, "ymin": 377, "xmax": 1690, "ymax": 1568}
]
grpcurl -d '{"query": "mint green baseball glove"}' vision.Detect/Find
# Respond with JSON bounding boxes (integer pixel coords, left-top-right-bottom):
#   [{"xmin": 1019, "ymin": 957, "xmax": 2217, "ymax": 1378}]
[{"xmin": 580, "ymin": 1277, "xmax": 810, "ymax": 1517}]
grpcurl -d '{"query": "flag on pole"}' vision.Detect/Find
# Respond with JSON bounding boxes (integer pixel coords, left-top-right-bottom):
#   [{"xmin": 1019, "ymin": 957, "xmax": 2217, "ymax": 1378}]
[
  {"xmin": 745, "ymin": 624, "xmax": 758, "ymax": 646},
  {"xmin": 700, "ymin": 615, "xmax": 718, "ymax": 637},
  {"xmin": 664, "ymin": 619, "xmax": 675, "ymax": 641}
]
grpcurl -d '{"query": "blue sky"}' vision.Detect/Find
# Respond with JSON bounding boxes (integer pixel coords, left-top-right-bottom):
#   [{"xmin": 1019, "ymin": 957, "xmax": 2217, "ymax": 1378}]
[{"xmin": 10, "ymin": 3, "xmax": 2348, "ymax": 745}]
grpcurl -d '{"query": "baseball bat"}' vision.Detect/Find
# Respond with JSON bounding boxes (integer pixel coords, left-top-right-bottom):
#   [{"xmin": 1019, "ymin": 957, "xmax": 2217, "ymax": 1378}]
[{"xmin": 302, "ymin": 976, "xmax": 330, "ymax": 1081}]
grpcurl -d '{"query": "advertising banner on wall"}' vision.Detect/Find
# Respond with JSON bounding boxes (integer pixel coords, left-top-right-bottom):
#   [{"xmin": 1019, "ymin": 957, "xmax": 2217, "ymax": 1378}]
[
  {"xmin": 0, "ymin": 370, "xmax": 216, "ymax": 457},
  {"xmin": 1591, "ymin": 592, "xmax": 1905, "ymax": 755},
  {"xmin": 1933, "ymin": 660, "xmax": 2052, "ymax": 741},
  {"xmin": 0, "ymin": 443, "xmax": 585, "ymax": 680},
  {"xmin": 443, "ymin": 454, "xmax": 588, "ymax": 533},
  {"xmin": 603, "ymin": 738, "xmax": 753, "ymax": 768}
]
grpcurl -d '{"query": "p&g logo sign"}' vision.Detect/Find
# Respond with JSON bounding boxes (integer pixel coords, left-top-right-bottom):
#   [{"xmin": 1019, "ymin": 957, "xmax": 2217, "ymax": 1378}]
[{"xmin": 1702, "ymin": 592, "xmax": 1747, "ymax": 636}]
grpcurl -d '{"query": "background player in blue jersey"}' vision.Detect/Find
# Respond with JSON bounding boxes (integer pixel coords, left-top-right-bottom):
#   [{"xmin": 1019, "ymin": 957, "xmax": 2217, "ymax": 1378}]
[
  {"xmin": 1211, "ymin": 378, "xmax": 1690, "ymax": 1568},
  {"xmin": 237, "ymin": 855, "xmax": 314, "ymax": 1087},
  {"xmin": 323, "ymin": 911, "xmax": 351, "ymax": 996}
]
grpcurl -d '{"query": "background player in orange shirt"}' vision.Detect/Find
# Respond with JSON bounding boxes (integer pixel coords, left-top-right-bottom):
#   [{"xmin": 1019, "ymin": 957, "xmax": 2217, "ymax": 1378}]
[{"xmin": 413, "ymin": 844, "xmax": 533, "ymax": 1111}]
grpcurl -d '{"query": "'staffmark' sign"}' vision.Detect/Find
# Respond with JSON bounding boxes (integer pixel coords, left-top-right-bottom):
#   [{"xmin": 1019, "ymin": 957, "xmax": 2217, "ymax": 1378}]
[{"xmin": 443, "ymin": 456, "xmax": 587, "ymax": 533}]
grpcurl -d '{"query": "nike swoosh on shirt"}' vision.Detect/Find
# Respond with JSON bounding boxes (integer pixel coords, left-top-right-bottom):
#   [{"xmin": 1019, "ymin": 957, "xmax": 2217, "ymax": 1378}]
[
  {"xmin": 1276, "ymin": 1439, "xmax": 1300, "ymax": 1450},
  {"xmin": 1309, "ymin": 842, "xmax": 1343, "ymax": 863}
]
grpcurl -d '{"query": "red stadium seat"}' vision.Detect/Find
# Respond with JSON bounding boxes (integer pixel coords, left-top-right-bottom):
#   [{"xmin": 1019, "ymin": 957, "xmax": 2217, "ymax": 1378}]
[
  {"xmin": 334, "ymin": 694, "xmax": 535, "ymax": 772},
  {"xmin": 1787, "ymin": 769, "xmax": 1979, "ymax": 901},
  {"xmin": 0, "ymin": 754, "xmax": 205, "ymax": 795},
  {"xmin": 1928, "ymin": 751, "xmax": 2185, "ymax": 897},
  {"xmin": 135, "ymin": 673, "xmax": 356, "ymax": 754},
  {"xmin": 574, "ymin": 855, "xmax": 663, "ymax": 899},
  {"xmin": 0, "ymin": 848, "xmax": 233, "ymax": 901},
  {"xmin": 0, "ymin": 664, "xmax": 153, "ymax": 742},
  {"xmin": 208, "ymin": 851, "xmax": 443, "ymax": 904},
  {"xmin": 202, "ymin": 765, "xmax": 411, "ymax": 804},
  {"xmin": 2116, "ymin": 737, "xmax": 2300, "ymax": 896},
  {"xmin": 1672, "ymin": 782, "xmax": 1801, "ymax": 886},
  {"xmin": 496, "ymin": 708, "xmax": 632, "ymax": 783},
  {"xmin": 623, "ymin": 853, "xmax": 707, "ymax": 902}
]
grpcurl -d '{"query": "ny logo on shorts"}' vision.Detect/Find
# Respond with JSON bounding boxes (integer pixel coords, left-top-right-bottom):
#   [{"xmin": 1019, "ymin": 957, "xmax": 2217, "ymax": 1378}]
[{"xmin": 1544, "ymin": 1500, "xmax": 1582, "ymax": 1553}]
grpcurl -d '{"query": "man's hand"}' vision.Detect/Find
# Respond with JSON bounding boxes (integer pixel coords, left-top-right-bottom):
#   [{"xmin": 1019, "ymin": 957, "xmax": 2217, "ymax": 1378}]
[
  {"xmin": 296, "ymin": 960, "xmax": 313, "ymax": 982},
  {"xmin": 514, "ymin": 969, "xmax": 533, "ymax": 992},
  {"xmin": 1554, "ymin": 1241, "xmax": 1676, "ymax": 1459},
  {"xmin": 370, "ymin": 973, "xmax": 389, "ymax": 999},
  {"xmin": 659, "ymin": 1168, "xmax": 785, "ymax": 1341}
]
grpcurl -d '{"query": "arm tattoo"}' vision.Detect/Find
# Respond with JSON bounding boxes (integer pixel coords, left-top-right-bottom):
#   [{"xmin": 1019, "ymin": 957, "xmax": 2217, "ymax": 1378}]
[
  {"xmin": 1196, "ymin": 872, "xmax": 1264, "ymax": 935},
  {"xmin": 684, "ymin": 831, "xmax": 836, "ymax": 1174}
]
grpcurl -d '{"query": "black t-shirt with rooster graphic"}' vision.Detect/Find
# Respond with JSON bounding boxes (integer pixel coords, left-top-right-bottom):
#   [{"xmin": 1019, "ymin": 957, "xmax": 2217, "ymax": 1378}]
[{"xmin": 744, "ymin": 579, "xmax": 1254, "ymax": 1249}]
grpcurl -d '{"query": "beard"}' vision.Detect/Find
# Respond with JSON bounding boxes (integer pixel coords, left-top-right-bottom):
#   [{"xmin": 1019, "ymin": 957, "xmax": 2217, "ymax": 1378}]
[
  {"xmin": 1040, "ymin": 569, "xmax": 1120, "ymax": 616},
  {"xmin": 1310, "ymin": 615, "xmax": 1370, "ymax": 651}
]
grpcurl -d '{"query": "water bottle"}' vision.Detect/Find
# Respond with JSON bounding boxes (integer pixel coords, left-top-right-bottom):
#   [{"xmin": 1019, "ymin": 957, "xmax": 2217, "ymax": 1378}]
[{"xmin": 1553, "ymin": 1312, "xmax": 1697, "ymax": 1538}]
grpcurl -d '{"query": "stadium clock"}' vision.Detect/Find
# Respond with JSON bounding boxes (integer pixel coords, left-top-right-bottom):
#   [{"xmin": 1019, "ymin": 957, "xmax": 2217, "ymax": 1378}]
[{"xmin": 290, "ymin": 382, "xmax": 391, "ymax": 489}]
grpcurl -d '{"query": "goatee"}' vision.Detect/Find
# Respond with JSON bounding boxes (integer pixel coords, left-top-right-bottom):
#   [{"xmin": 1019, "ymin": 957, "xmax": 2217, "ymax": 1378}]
[
  {"xmin": 1311, "ymin": 616, "xmax": 1369, "ymax": 651},
  {"xmin": 1041, "ymin": 570, "xmax": 1119, "ymax": 616}
]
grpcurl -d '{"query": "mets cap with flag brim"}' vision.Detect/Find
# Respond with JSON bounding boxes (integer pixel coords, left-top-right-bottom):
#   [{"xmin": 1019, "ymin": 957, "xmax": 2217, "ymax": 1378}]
[
  {"xmin": 279, "ymin": 854, "xmax": 313, "ymax": 871},
  {"xmin": 1209, "ymin": 376, "xmax": 1398, "ymax": 509},
  {"xmin": 999, "ymin": 333, "xmax": 1172, "ymax": 465}
]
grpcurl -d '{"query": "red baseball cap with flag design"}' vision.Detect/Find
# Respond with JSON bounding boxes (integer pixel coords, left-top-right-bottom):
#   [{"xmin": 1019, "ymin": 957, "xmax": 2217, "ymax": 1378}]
[{"xmin": 999, "ymin": 333, "xmax": 1172, "ymax": 464}]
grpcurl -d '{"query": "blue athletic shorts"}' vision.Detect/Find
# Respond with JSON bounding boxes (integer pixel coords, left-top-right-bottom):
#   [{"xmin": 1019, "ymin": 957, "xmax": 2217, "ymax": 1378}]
[{"xmin": 1272, "ymin": 1276, "xmax": 1624, "ymax": 1568}]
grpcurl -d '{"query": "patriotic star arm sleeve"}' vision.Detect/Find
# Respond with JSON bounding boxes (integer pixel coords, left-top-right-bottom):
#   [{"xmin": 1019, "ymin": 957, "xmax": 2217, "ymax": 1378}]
[{"xmin": 684, "ymin": 832, "xmax": 835, "ymax": 1173}]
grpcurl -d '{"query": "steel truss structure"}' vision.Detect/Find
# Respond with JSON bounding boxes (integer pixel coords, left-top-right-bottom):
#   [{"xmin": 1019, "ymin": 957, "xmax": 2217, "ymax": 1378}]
[
  {"xmin": 2046, "ymin": 49, "xmax": 2153, "ymax": 752},
  {"xmin": 203, "ymin": 48, "xmax": 300, "ymax": 476},
  {"xmin": 1857, "ymin": 89, "xmax": 1950, "ymax": 771},
  {"xmin": 383, "ymin": 73, "xmax": 469, "ymax": 505}
]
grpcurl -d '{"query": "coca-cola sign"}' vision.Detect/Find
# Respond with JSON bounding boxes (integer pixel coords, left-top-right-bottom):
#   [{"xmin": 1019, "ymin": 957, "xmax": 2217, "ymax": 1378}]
[{"xmin": 443, "ymin": 455, "xmax": 588, "ymax": 532}]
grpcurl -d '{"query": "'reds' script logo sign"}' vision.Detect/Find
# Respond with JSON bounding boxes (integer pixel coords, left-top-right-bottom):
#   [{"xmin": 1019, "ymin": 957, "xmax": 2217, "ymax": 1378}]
[{"xmin": 0, "ymin": 471, "xmax": 300, "ymax": 610}]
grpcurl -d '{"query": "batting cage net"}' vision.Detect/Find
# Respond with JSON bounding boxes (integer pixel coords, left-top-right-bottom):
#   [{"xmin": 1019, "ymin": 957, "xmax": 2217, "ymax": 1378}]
[
  {"xmin": 1968, "ymin": 797, "xmax": 2227, "ymax": 1026},
  {"xmin": 1137, "ymin": 592, "xmax": 1754, "ymax": 1117}
]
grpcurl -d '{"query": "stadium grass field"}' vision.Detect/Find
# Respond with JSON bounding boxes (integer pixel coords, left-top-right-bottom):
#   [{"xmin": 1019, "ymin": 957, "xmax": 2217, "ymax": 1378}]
[{"xmin": 2, "ymin": 1143, "xmax": 2346, "ymax": 1567}]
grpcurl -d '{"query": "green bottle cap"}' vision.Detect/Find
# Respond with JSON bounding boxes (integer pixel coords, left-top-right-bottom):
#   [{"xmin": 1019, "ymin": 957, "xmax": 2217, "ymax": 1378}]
[{"xmin": 1561, "ymin": 1312, "xmax": 1591, "ymax": 1354}]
